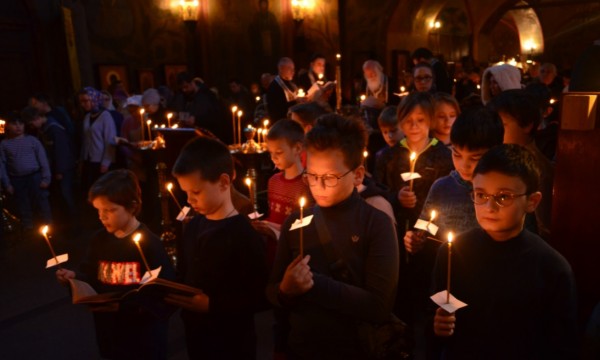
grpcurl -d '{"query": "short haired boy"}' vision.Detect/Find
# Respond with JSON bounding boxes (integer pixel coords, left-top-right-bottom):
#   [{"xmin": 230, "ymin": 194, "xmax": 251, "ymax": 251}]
[
  {"xmin": 432, "ymin": 144, "xmax": 577, "ymax": 359},
  {"xmin": 266, "ymin": 114, "xmax": 399, "ymax": 359},
  {"xmin": 265, "ymin": 119, "xmax": 312, "ymax": 226},
  {"xmin": 405, "ymin": 106, "xmax": 504, "ymax": 255},
  {"xmin": 169, "ymin": 137, "xmax": 269, "ymax": 359},
  {"xmin": 0, "ymin": 116, "xmax": 52, "ymax": 230},
  {"xmin": 488, "ymin": 89, "xmax": 554, "ymax": 237}
]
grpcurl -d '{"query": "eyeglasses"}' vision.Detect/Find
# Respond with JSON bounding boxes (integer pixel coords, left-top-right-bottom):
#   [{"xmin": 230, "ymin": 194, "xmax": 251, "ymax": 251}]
[
  {"xmin": 414, "ymin": 76, "xmax": 433, "ymax": 83},
  {"xmin": 302, "ymin": 169, "xmax": 353, "ymax": 187},
  {"xmin": 471, "ymin": 191, "xmax": 528, "ymax": 208}
]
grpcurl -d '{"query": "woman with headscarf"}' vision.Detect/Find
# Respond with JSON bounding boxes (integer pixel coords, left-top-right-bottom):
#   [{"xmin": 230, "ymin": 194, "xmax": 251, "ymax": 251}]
[
  {"xmin": 481, "ymin": 64, "xmax": 523, "ymax": 105},
  {"xmin": 78, "ymin": 87, "xmax": 117, "ymax": 192}
]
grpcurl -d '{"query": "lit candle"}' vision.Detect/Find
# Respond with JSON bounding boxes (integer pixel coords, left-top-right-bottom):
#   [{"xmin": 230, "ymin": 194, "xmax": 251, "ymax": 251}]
[
  {"xmin": 257, "ymin": 128, "xmax": 263, "ymax": 144},
  {"xmin": 231, "ymin": 105, "xmax": 238, "ymax": 146},
  {"xmin": 335, "ymin": 53, "xmax": 342, "ymax": 112},
  {"xmin": 317, "ymin": 73, "xmax": 324, "ymax": 85},
  {"xmin": 297, "ymin": 88, "xmax": 306, "ymax": 98},
  {"xmin": 400, "ymin": 86, "xmax": 406, "ymax": 93},
  {"xmin": 299, "ymin": 196, "xmax": 306, "ymax": 258},
  {"xmin": 446, "ymin": 232, "xmax": 453, "ymax": 304},
  {"xmin": 245, "ymin": 177, "xmax": 255, "ymax": 210},
  {"xmin": 426, "ymin": 210, "xmax": 437, "ymax": 230},
  {"xmin": 360, "ymin": 94, "xmax": 366, "ymax": 102},
  {"xmin": 132, "ymin": 232, "xmax": 153, "ymax": 278},
  {"xmin": 166, "ymin": 182, "xmax": 183, "ymax": 210},
  {"xmin": 146, "ymin": 120, "xmax": 153, "ymax": 141},
  {"xmin": 549, "ymin": 98, "xmax": 556, "ymax": 105},
  {"xmin": 255, "ymin": 96, "xmax": 260, "ymax": 102},
  {"xmin": 363, "ymin": 150, "xmax": 368, "ymax": 166},
  {"xmin": 40, "ymin": 225, "xmax": 61, "ymax": 268},
  {"xmin": 172, "ymin": 124, "xmax": 179, "ymax": 129},
  {"xmin": 167, "ymin": 112, "xmax": 173, "ymax": 128},
  {"xmin": 409, "ymin": 152, "xmax": 417, "ymax": 191},
  {"xmin": 160, "ymin": 124, "xmax": 166, "ymax": 128},
  {"xmin": 237, "ymin": 110, "xmax": 243, "ymax": 146},
  {"xmin": 139, "ymin": 108, "xmax": 145, "ymax": 141}
]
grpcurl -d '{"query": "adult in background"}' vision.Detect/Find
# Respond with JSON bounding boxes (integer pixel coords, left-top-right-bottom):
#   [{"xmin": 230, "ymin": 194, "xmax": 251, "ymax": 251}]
[
  {"xmin": 480, "ymin": 63, "xmax": 522, "ymax": 105},
  {"xmin": 78, "ymin": 87, "xmax": 117, "ymax": 193},
  {"xmin": 29, "ymin": 93, "xmax": 75, "ymax": 139},
  {"xmin": 267, "ymin": 57, "xmax": 299, "ymax": 122},
  {"xmin": 172, "ymin": 72, "xmax": 222, "ymax": 138},
  {"xmin": 411, "ymin": 47, "xmax": 452, "ymax": 94}
]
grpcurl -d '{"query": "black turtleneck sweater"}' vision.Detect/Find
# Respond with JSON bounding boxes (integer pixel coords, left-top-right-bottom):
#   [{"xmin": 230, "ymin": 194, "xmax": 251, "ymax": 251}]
[
  {"xmin": 431, "ymin": 228, "xmax": 578, "ymax": 360},
  {"xmin": 267, "ymin": 191, "xmax": 399, "ymax": 360}
]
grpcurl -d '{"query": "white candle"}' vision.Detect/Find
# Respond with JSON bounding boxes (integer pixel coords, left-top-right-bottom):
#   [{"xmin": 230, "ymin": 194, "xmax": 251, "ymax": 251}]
[{"xmin": 133, "ymin": 232, "xmax": 152, "ymax": 277}]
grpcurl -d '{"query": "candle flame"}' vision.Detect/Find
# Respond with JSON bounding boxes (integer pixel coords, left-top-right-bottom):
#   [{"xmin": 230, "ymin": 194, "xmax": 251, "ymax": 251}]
[
  {"xmin": 166, "ymin": 182, "xmax": 173, "ymax": 191},
  {"xmin": 146, "ymin": 120, "xmax": 152, "ymax": 125},
  {"xmin": 172, "ymin": 124, "xmax": 179, "ymax": 129},
  {"xmin": 318, "ymin": 73, "xmax": 324, "ymax": 80},
  {"xmin": 297, "ymin": 88, "xmax": 305, "ymax": 97},
  {"xmin": 363, "ymin": 150, "xmax": 368, "ymax": 158},
  {"xmin": 139, "ymin": 109, "xmax": 145, "ymax": 115},
  {"xmin": 400, "ymin": 86, "xmax": 406, "ymax": 92},
  {"xmin": 167, "ymin": 113, "xmax": 173, "ymax": 119},
  {"xmin": 237, "ymin": 110, "xmax": 243, "ymax": 117},
  {"xmin": 431, "ymin": 210, "xmax": 437, "ymax": 221},
  {"xmin": 336, "ymin": 53, "xmax": 341, "ymax": 60},
  {"xmin": 161, "ymin": 124, "xmax": 166, "ymax": 128},
  {"xmin": 360, "ymin": 94, "xmax": 366, "ymax": 101},
  {"xmin": 263, "ymin": 119, "xmax": 269, "ymax": 127},
  {"xmin": 231, "ymin": 105, "xmax": 238, "ymax": 113},
  {"xmin": 448, "ymin": 232, "xmax": 454, "ymax": 244},
  {"xmin": 410, "ymin": 152, "xmax": 416, "ymax": 161},
  {"xmin": 549, "ymin": 98, "xmax": 556, "ymax": 104},
  {"xmin": 257, "ymin": 128, "xmax": 263, "ymax": 134},
  {"xmin": 40, "ymin": 225, "xmax": 49, "ymax": 236},
  {"xmin": 299, "ymin": 196, "xmax": 306, "ymax": 208},
  {"xmin": 255, "ymin": 96, "xmax": 260, "ymax": 102},
  {"xmin": 133, "ymin": 232, "xmax": 142, "ymax": 243},
  {"xmin": 245, "ymin": 177, "xmax": 251, "ymax": 186}
]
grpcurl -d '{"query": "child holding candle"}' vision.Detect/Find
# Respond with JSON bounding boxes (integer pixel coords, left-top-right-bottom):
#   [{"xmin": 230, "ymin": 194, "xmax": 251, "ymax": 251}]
[
  {"xmin": 267, "ymin": 114, "xmax": 399, "ymax": 359},
  {"xmin": 402, "ymin": 106, "xmax": 504, "ymax": 358},
  {"xmin": 169, "ymin": 137, "xmax": 269, "ymax": 359},
  {"xmin": 431, "ymin": 144, "xmax": 577, "ymax": 359},
  {"xmin": 373, "ymin": 92, "xmax": 453, "ymax": 354},
  {"xmin": 264, "ymin": 119, "xmax": 312, "ymax": 226},
  {"xmin": 55, "ymin": 169, "xmax": 175, "ymax": 360}
]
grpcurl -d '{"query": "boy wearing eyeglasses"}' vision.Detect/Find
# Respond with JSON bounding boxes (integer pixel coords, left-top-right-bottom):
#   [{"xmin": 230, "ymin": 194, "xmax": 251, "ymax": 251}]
[
  {"xmin": 266, "ymin": 114, "xmax": 399, "ymax": 359},
  {"xmin": 431, "ymin": 144, "xmax": 577, "ymax": 359}
]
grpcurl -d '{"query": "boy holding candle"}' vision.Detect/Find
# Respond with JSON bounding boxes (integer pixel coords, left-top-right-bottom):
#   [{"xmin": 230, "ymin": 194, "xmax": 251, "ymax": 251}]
[
  {"xmin": 431, "ymin": 144, "xmax": 577, "ymax": 359},
  {"xmin": 265, "ymin": 119, "xmax": 312, "ymax": 226},
  {"xmin": 267, "ymin": 114, "xmax": 399, "ymax": 359},
  {"xmin": 55, "ymin": 169, "xmax": 175, "ymax": 360},
  {"xmin": 403, "ymin": 106, "xmax": 504, "ymax": 358},
  {"xmin": 168, "ymin": 137, "xmax": 269, "ymax": 359}
]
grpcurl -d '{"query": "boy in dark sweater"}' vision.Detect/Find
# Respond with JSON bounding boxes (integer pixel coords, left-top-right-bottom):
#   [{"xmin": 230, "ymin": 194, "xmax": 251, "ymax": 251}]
[
  {"xmin": 403, "ymin": 106, "xmax": 504, "ymax": 357},
  {"xmin": 267, "ymin": 114, "xmax": 399, "ymax": 359},
  {"xmin": 432, "ymin": 144, "xmax": 577, "ymax": 359},
  {"xmin": 168, "ymin": 137, "xmax": 269, "ymax": 359}
]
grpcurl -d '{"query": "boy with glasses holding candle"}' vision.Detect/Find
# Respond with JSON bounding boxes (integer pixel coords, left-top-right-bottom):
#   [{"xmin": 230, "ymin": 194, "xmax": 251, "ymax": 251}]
[
  {"xmin": 431, "ymin": 144, "xmax": 577, "ymax": 359},
  {"xmin": 267, "ymin": 114, "xmax": 399, "ymax": 359}
]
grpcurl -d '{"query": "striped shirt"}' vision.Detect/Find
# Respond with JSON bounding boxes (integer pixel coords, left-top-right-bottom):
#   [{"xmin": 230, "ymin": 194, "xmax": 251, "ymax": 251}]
[{"xmin": 0, "ymin": 135, "xmax": 51, "ymax": 186}]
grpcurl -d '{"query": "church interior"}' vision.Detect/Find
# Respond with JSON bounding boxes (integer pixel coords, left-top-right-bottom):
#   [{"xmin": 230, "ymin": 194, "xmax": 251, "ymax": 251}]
[{"xmin": 1, "ymin": 0, "xmax": 599, "ymax": 358}]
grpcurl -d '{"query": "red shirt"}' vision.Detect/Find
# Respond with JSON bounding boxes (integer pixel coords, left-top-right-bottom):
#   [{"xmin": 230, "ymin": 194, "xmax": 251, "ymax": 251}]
[{"xmin": 266, "ymin": 172, "xmax": 311, "ymax": 225}]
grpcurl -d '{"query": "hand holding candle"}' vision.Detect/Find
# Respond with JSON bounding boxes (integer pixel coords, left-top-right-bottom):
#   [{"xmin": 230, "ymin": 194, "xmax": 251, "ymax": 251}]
[{"xmin": 133, "ymin": 232, "xmax": 153, "ymax": 279}]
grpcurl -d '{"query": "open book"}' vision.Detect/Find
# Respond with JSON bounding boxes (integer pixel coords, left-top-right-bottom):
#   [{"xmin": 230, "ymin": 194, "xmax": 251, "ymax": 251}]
[{"xmin": 68, "ymin": 277, "xmax": 203, "ymax": 305}]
